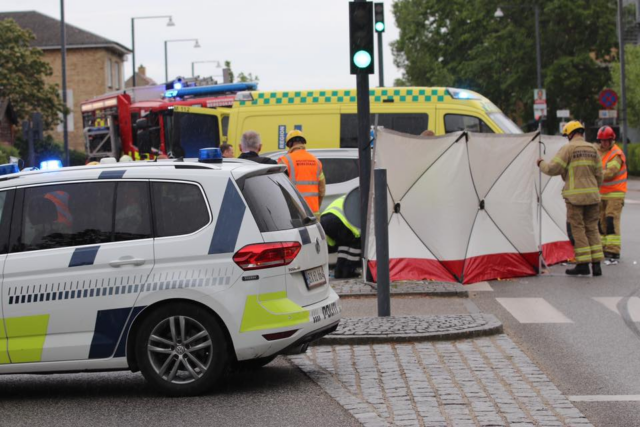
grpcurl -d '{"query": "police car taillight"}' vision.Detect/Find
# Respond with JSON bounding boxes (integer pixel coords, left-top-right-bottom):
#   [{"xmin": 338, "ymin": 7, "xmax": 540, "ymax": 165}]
[{"xmin": 233, "ymin": 242, "xmax": 301, "ymax": 271}]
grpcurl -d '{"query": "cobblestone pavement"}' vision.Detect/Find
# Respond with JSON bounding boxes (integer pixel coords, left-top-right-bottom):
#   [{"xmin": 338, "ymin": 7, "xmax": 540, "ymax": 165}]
[
  {"xmin": 290, "ymin": 335, "xmax": 592, "ymax": 427},
  {"xmin": 332, "ymin": 279, "xmax": 467, "ymax": 297},
  {"xmin": 319, "ymin": 315, "xmax": 503, "ymax": 345}
]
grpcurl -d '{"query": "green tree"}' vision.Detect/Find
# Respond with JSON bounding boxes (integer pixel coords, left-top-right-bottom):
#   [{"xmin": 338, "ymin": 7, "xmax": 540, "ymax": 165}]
[
  {"xmin": 224, "ymin": 60, "xmax": 259, "ymax": 83},
  {"xmin": 612, "ymin": 45, "xmax": 640, "ymax": 129},
  {"xmin": 0, "ymin": 19, "xmax": 66, "ymax": 130},
  {"xmin": 392, "ymin": 0, "xmax": 617, "ymax": 132}
]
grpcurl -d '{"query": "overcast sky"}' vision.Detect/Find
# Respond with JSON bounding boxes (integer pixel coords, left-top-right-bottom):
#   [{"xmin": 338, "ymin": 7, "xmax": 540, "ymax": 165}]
[{"xmin": 4, "ymin": 0, "xmax": 403, "ymax": 91}]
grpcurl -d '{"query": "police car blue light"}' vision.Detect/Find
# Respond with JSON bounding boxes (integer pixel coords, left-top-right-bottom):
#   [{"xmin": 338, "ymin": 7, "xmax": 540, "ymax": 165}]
[
  {"xmin": 0, "ymin": 163, "xmax": 19, "ymax": 176},
  {"xmin": 40, "ymin": 160, "xmax": 63, "ymax": 171},
  {"xmin": 199, "ymin": 147, "xmax": 223, "ymax": 163}
]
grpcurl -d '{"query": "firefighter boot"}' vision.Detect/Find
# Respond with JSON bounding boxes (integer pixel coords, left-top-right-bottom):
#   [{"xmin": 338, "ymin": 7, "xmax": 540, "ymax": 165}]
[
  {"xmin": 592, "ymin": 262, "xmax": 602, "ymax": 277},
  {"xmin": 566, "ymin": 263, "xmax": 591, "ymax": 276}
]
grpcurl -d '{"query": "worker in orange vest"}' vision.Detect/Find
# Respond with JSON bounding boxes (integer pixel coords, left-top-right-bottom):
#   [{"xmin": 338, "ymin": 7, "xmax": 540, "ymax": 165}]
[
  {"xmin": 278, "ymin": 130, "xmax": 326, "ymax": 216},
  {"xmin": 596, "ymin": 126, "xmax": 627, "ymax": 262}
]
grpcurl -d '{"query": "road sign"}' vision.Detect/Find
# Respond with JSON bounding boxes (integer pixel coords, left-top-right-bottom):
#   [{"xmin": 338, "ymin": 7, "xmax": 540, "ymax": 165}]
[
  {"xmin": 533, "ymin": 88, "xmax": 546, "ymax": 105},
  {"xmin": 534, "ymin": 103, "xmax": 547, "ymax": 119},
  {"xmin": 556, "ymin": 109, "xmax": 570, "ymax": 118},
  {"xmin": 599, "ymin": 89, "xmax": 618, "ymax": 109},
  {"xmin": 599, "ymin": 110, "xmax": 618, "ymax": 119}
]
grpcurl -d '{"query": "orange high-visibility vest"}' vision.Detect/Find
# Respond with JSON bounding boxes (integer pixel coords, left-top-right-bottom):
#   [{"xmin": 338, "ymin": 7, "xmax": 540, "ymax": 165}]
[
  {"xmin": 279, "ymin": 148, "xmax": 323, "ymax": 213},
  {"xmin": 600, "ymin": 145, "xmax": 627, "ymax": 195}
]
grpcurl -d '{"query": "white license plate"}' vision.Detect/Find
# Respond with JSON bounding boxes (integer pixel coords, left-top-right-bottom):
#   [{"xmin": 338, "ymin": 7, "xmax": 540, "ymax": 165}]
[{"xmin": 303, "ymin": 266, "xmax": 327, "ymax": 289}]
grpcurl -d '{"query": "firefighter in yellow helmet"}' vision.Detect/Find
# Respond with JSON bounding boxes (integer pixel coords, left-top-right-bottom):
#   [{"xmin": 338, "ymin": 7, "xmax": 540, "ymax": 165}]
[
  {"xmin": 537, "ymin": 120, "xmax": 604, "ymax": 276},
  {"xmin": 596, "ymin": 126, "xmax": 627, "ymax": 262},
  {"xmin": 278, "ymin": 130, "xmax": 326, "ymax": 217}
]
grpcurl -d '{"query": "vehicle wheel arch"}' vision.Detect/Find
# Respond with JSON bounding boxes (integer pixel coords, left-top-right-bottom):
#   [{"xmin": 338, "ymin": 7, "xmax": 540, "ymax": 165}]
[{"xmin": 126, "ymin": 298, "xmax": 236, "ymax": 373}]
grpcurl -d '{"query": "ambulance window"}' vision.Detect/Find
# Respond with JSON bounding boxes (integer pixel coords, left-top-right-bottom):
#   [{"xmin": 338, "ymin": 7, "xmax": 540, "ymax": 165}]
[
  {"xmin": 444, "ymin": 114, "xmax": 494, "ymax": 134},
  {"xmin": 241, "ymin": 173, "xmax": 315, "ymax": 232},
  {"xmin": 340, "ymin": 113, "xmax": 429, "ymax": 148},
  {"xmin": 18, "ymin": 182, "xmax": 115, "ymax": 252},
  {"xmin": 221, "ymin": 116, "xmax": 229, "ymax": 138},
  {"xmin": 322, "ymin": 158, "xmax": 359, "ymax": 184},
  {"xmin": 152, "ymin": 182, "xmax": 210, "ymax": 237},
  {"xmin": 114, "ymin": 182, "xmax": 152, "ymax": 242},
  {"xmin": 173, "ymin": 113, "xmax": 220, "ymax": 158}
]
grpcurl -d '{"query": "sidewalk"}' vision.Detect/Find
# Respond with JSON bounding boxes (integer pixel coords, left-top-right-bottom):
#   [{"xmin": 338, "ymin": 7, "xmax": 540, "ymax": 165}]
[{"xmin": 286, "ymin": 279, "xmax": 592, "ymax": 427}]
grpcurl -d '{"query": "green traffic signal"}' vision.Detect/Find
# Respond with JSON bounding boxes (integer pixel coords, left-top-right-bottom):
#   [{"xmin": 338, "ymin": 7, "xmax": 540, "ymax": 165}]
[
  {"xmin": 375, "ymin": 21, "xmax": 385, "ymax": 32},
  {"xmin": 353, "ymin": 50, "xmax": 372, "ymax": 69}
]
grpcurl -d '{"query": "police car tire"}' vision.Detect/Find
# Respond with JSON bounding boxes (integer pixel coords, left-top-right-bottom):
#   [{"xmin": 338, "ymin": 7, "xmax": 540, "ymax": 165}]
[{"xmin": 135, "ymin": 303, "xmax": 229, "ymax": 397}]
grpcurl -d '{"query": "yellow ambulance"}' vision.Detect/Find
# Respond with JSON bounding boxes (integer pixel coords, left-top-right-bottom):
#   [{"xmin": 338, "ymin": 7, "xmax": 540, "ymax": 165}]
[
  {"xmin": 221, "ymin": 86, "xmax": 522, "ymax": 152},
  {"xmin": 170, "ymin": 86, "xmax": 522, "ymax": 155}
]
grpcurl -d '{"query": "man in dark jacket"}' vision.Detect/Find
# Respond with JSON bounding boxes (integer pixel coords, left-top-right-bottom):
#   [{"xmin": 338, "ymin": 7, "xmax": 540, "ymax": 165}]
[{"xmin": 238, "ymin": 131, "xmax": 277, "ymax": 164}]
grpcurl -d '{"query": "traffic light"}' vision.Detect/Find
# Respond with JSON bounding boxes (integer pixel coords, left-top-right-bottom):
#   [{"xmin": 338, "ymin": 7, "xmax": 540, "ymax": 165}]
[
  {"xmin": 349, "ymin": 1, "xmax": 374, "ymax": 75},
  {"xmin": 374, "ymin": 3, "xmax": 385, "ymax": 33}
]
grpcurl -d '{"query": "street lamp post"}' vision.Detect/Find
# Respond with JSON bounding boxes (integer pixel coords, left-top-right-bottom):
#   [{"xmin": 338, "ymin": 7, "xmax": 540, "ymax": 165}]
[
  {"xmin": 131, "ymin": 15, "xmax": 174, "ymax": 87},
  {"xmin": 191, "ymin": 60, "xmax": 221, "ymax": 78},
  {"xmin": 617, "ymin": 0, "xmax": 628, "ymax": 157},
  {"xmin": 164, "ymin": 39, "xmax": 200, "ymax": 82}
]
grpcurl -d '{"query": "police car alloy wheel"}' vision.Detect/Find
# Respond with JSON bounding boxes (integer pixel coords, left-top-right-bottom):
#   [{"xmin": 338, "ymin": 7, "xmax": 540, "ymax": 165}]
[{"xmin": 136, "ymin": 303, "xmax": 228, "ymax": 397}]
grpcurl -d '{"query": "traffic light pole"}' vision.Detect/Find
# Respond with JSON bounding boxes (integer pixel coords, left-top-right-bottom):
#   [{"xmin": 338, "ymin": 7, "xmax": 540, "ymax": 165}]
[
  {"xmin": 377, "ymin": 31, "xmax": 384, "ymax": 87},
  {"xmin": 357, "ymin": 73, "xmax": 371, "ymax": 276}
]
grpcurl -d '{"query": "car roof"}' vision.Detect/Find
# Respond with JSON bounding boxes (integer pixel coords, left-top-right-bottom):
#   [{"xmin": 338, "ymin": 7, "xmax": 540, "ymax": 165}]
[{"xmin": 0, "ymin": 158, "xmax": 285, "ymax": 189}]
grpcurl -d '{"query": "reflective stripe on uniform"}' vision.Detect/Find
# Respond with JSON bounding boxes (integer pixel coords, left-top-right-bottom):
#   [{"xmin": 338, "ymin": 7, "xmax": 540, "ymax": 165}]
[
  {"xmin": 602, "ymin": 178, "xmax": 627, "ymax": 187},
  {"xmin": 563, "ymin": 187, "xmax": 599, "ymax": 196},
  {"xmin": 552, "ymin": 156, "xmax": 568, "ymax": 169}
]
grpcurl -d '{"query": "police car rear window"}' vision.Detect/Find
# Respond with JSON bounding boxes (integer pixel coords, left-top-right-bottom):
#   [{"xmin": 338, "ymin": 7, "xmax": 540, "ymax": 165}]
[{"xmin": 242, "ymin": 173, "xmax": 314, "ymax": 232}]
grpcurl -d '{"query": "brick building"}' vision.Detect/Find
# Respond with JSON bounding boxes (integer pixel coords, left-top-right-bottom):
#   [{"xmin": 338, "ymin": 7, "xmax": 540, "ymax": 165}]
[{"xmin": 0, "ymin": 11, "xmax": 131, "ymax": 151}]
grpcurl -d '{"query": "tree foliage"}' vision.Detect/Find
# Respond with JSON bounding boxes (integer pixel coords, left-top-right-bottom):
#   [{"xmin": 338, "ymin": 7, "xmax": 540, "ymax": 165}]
[
  {"xmin": 224, "ymin": 60, "xmax": 259, "ymax": 83},
  {"xmin": 391, "ymin": 0, "xmax": 617, "ymax": 132},
  {"xmin": 612, "ymin": 45, "xmax": 640, "ymax": 129},
  {"xmin": 0, "ymin": 19, "xmax": 65, "ymax": 130}
]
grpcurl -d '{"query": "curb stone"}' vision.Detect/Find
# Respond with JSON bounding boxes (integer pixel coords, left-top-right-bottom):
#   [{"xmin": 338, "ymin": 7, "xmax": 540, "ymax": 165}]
[
  {"xmin": 314, "ymin": 314, "xmax": 502, "ymax": 345},
  {"xmin": 331, "ymin": 279, "xmax": 468, "ymax": 298}
]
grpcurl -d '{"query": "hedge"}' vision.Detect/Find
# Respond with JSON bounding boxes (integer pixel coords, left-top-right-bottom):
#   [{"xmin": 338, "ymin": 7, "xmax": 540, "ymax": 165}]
[{"xmin": 627, "ymin": 143, "xmax": 640, "ymax": 176}]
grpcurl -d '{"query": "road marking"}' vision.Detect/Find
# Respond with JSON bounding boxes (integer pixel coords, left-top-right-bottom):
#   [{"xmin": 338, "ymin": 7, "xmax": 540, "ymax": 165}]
[
  {"xmin": 569, "ymin": 395, "xmax": 640, "ymax": 402},
  {"xmin": 496, "ymin": 298, "xmax": 573, "ymax": 323},
  {"xmin": 592, "ymin": 297, "xmax": 640, "ymax": 321},
  {"xmin": 465, "ymin": 281, "xmax": 493, "ymax": 291},
  {"xmin": 626, "ymin": 199, "xmax": 640, "ymax": 204}
]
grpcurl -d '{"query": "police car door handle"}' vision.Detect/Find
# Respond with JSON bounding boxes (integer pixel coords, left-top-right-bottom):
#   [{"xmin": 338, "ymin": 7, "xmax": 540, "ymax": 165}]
[{"xmin": 109, "ymin": 257, "xmax": 146, "ymax": 268}]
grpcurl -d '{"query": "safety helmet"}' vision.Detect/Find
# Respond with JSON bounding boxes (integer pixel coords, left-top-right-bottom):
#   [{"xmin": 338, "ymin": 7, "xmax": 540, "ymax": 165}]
[
  {"xmin": 285, "ymin": 130, "xmax": 306, "ymax": 148},
  {"xmin": 119, "ymin": 155, "xmax": 133, "ymax": 163},
  {"xmin": 597, "ymin": 126, "xmax": 616, "ymax": 141},
  {"xmin": 561, "ymin": 120, "xmax": 585, "ymax": 137}
]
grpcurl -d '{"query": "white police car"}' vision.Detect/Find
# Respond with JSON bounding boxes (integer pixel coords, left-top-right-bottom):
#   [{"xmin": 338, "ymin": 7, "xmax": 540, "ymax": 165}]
[{"xmin": 0, "ymin": 150, "xmax": 340, "ymax": 396}]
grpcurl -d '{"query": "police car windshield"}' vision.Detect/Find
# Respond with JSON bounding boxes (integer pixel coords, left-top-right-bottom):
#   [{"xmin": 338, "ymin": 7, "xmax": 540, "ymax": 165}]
[
  {"xmin": 242, "ymin": 173, "xmax": 316, "ymax": 232},
  {"xmin": 488, "ymin": 112, "xmax": 523, "ymax": 134}
]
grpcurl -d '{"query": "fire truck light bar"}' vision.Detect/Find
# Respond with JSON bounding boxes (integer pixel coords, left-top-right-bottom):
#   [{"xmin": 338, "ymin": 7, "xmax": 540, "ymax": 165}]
[{"xmin": 163, "ymin": 83, "xmax": 258, "ymax": 99}]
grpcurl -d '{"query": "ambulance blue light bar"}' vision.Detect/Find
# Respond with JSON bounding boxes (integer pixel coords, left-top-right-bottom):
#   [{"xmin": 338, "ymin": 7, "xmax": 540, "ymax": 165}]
[
  {"xmin": 447, "ymin": 88, "xmax": 482, "ymax": 100},
  {"xmin": 199, "ymin": 148, "xmax": 223, "ymax": 164},
  {"xmin": 40, "ymin": 160, "xmax": 63, "ymax": 171},
  {"xmin": 0, "ymin": 163, "xmax": 19, "ymax": 176},
  {"xmin": 164, "ymin": 83, "xmax": 258, "ymax": 99}
]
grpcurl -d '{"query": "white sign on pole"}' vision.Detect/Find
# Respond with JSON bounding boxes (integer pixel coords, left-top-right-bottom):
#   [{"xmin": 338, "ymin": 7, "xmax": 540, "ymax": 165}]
[
  {"xmin": 556, "ymin": 109, "xmax": 570, "ymax": 118},
  {"xmin": 599, "ymin": 110, "xmax": 618, "ymax": 119},
  {"xmin": 534, "ymin": 103, "xmax": 547, "ymax": 118},
  {"xmin": 533, "ymin": 89, "xmax": 546, "ymax": 104}
]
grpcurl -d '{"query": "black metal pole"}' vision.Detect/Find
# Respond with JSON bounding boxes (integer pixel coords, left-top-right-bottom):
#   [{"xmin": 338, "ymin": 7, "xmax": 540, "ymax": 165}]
[
  {"xmin": 534, "ymin": 5, "xmax": 542, "ymax": 90},
  {"xmin": 617, "ymin": 0, "xmax": 629, "ymax": 157},
  {"xmin": 375, "ymin": 168, "xmax": 390, "ymax": 316},
  {"xmin": 60, "ymin": 0, "xmax": 69, "ymax": 166},
  {"xmin": 357, "ymin": 73, "xmax": 371, "ymax": 275},
  {"xmin": 27, "ymin": 119, "xmax": 35, "ymax": 167},
  {"xmin": 377, "ymin": 31, "xmax": 384, "ymax": 87},
  {"xmin": 131, "ymin": 18, "xmax": 136, "ymax": 87}
]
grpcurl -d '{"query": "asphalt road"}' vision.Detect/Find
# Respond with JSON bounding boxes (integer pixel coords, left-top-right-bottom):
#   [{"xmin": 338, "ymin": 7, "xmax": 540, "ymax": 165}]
[
  {"xmin": 473, "ymin": 178, "xmax": 640, "ymax": 427},
  {"xmin": 0, "ymin": 357, "xmax": 360, "ymax": 427}
]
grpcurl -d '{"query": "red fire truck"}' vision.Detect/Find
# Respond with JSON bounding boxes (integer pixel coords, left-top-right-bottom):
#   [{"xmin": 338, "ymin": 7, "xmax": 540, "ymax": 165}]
[{"xmin": 80, "ymin": 81, "xmax": 257, "ymax": 160}]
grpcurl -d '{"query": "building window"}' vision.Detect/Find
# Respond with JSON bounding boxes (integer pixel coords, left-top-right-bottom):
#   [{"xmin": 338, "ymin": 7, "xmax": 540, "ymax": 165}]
[
  {"xmin": 107, "ymin": 58, "xmax": 113, "ymax": 89},
  {"xmin": 115, "ymin": 62, "xmax": 121, "ymax": 90}
]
